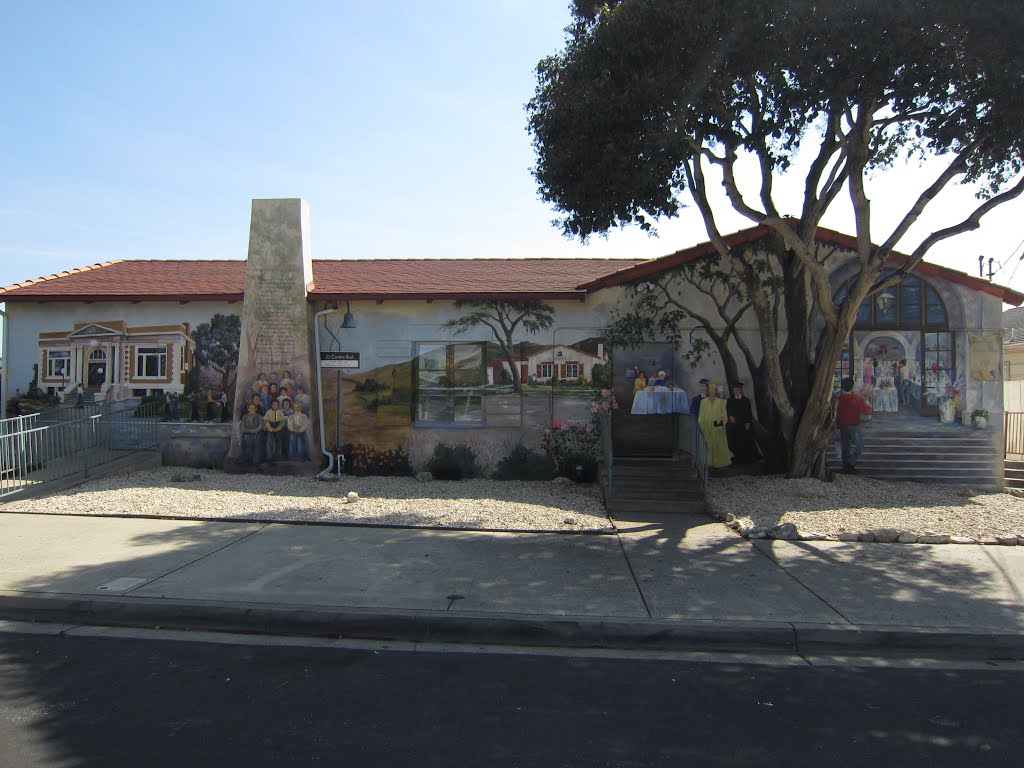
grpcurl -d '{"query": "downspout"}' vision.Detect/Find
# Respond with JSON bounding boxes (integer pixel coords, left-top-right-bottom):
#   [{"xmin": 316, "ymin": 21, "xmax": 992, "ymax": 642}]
[
  {"xmin": 313, "ymin": 305, "xmax": 340, "ymax": 479},
  {"xmin": 0, "ymin": 306, "xmax": 7, "ymax": 420}
]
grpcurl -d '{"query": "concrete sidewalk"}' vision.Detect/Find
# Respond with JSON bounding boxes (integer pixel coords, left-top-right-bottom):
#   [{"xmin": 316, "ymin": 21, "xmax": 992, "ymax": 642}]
[{"xmin": 0, "ymin": 511, "xmax": 1022, "ymax": 657}]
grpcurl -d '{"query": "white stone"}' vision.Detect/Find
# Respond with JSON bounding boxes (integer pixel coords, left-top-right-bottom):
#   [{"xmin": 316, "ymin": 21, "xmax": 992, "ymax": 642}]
[
  {"xmin": 872, "ymin": 527, "xmax": 899, "ymax": 543},
  {"xmin": 995, "ymin": 535, "xmax": 1019, "ymax": 546},
  {"xmin": 799, "ymin": 531, "xmax": 828, "ymax": 541},
  {"xmin": 919, "ymin": 533, "xmax": 951, "ymax": 544},
  {"xmin": 950, "ymin": 536, "xmax": 977, "ymax": 545},
  {"xmin": 769, "ymin": 522, "xmax": 799, "ymax": 540},
  {"xmin": 346, "ymin": 491, "xmax": 359, "ymax": 503},
  {"xmin": 897, "ymin": 532, "xmax": 919, "ymax": 543},
  {"xmin": 838, "ymin": 531, "xmax": 859, "ymax": 542}
]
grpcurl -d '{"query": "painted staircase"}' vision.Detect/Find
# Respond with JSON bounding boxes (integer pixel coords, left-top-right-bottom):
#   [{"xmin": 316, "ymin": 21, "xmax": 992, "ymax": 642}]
[
  {"xmin": 600, "ymin": 457, "xmax": 706, "ymax": 517},
  {"xmin": 825, "ymin": 420, "xmax": 1001, "ymax": 491}
]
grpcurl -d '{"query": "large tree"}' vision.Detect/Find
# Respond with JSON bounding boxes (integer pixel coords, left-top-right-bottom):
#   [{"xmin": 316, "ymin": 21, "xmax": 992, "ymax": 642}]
[
  {"xmin": 442, "ymin": 300, "xmax": 555, "ymax": 393},
  {"xmin": 528, "ymin": 0, "xmax": 1024, "ymax": 476}
]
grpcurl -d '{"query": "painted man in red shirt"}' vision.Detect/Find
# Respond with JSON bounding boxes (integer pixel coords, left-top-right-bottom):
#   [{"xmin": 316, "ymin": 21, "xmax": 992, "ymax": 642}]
[{"xmin": 836, "ymin": 377, "xmax": 872, "ymax": 473}]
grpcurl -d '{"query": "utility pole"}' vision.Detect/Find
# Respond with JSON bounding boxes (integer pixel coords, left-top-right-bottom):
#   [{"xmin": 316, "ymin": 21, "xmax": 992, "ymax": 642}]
[
  {"xmin": 979, "ymin": 254, "xmax": 984, "ymax": 277},
  {"xmin": 988, "ymin": 257, "xmax": 995, "ymax": 281}
]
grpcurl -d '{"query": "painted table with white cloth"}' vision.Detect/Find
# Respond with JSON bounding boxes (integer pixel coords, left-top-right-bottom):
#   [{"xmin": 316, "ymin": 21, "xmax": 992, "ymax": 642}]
[
  {"xmin": 872, "ymin": 387, "xmax": 899, "ymax": 412},
  {"xmin": 630, "ymin": 386, "xmax": 690, "ymax": 415}
]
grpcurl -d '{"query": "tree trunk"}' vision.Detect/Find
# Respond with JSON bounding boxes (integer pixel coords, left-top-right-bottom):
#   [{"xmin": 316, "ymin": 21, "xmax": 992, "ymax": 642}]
[{"xmin": 501, "ymin": 333, "xmax": 522, "ymax": 394}]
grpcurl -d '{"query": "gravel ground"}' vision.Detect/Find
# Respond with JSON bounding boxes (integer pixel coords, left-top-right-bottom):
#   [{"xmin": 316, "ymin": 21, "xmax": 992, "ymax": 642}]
[
  {"xmin": 708, "ymin": 474, "xmax": 1024, "ymax": 540},
  {"xmin": 4, "ymin": 467, "xmax": 1023, "ymax": 541},
  {"xmin": 1, "ymin": 467, "xmax": 613, "ymax": 532}
]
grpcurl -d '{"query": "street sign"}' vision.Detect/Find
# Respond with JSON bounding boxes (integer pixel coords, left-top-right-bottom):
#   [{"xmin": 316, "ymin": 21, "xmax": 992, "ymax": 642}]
[{"xmin": 320, "ymin": 351, "xmax": 360, "ymax": 369}]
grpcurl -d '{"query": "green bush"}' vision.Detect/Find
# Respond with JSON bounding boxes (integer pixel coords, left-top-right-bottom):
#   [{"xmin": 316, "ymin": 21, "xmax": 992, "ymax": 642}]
[
  {"xmin": 492, "ymin": 443, "xmax": 555, "ymax": 481},
  {"xmin": 426, "ymin": 443, "xmax": 481, "ymax": 480}
]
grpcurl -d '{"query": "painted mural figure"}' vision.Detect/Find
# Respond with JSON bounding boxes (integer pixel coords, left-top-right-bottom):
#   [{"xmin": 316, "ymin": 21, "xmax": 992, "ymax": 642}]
[
  {"xmin": 241, "ymin": 402, "xmax": 264, "ymax": 464},
  {"xmin": 287, "ymin": 401, "xmax": 311, "ymax": 460},
  {"xmin": 698, "ymin": 382, "xmax": 732, "ymax": 469},
  {"xmin": 263, "ymin": 399, "xmax": 287, "ymax": 461},
  {"xmin": 726, "ymin": 381, "xmax": 756, "ymax": 465},
  {"xmin": 690, "ymin": 378, "xmax": 709, "ymax": 417},
  {"xmin": 236, "ymin": 370, "xmax": 312, "ymax": 465}
]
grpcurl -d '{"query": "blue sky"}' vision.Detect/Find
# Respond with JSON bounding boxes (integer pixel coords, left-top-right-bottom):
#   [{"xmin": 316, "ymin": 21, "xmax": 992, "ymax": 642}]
[{"xmin": 2, "ymin": 1, "xmax": 1023, "ymax": 300}]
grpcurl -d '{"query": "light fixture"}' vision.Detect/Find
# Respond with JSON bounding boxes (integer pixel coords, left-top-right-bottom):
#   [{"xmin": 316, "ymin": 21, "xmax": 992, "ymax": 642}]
[
  {"xmin": 876, "ymin": 291, "xmax": 896, "ymax": 311},
  {"xmin": 89, "ymin": 338, "xmax": 99, "ymax": 348},
  {"xmin": 340, "ymin": 300, "xmax": 357, "ymax": 329}
]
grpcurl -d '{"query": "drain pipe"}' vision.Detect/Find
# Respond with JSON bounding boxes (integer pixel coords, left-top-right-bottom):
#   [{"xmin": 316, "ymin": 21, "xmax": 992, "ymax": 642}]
[
  {"xmin": 0, "ymin": 306, "xmax": 8, "ymax": 420},
  {"xmin": 313, "ymin": 305, "xmax": 340, "ymax": 479}
]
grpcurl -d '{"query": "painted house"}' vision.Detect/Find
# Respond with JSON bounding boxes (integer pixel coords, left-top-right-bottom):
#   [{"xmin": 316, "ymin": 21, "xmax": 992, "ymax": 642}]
[{"xmin": 1, "ymin": 219, "xmax": 1020, "ymax": 488}]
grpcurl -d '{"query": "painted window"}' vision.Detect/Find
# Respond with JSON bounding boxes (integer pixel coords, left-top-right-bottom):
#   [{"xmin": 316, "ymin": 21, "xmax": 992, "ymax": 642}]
[
  {"xmin": 540, "ymin": 362, "xmax": 553, "ymax": 378},
  {"xmin": 564, "ymin": 363, "xmax": 580, "ymax": 379},
  {"xmin": 46, "ymin": 350, "xmax": 71, "ymax": 378},
  {"xmin": 136, "ymin": 346, "xmax": 167, "ymax": 378},
  {"xmin": 415, "ymin": 342, "xmax": 485, "ymax": 425},
  {"xmin": 847, "ymin": 273, "xmax": 948, "ymax": 329}
]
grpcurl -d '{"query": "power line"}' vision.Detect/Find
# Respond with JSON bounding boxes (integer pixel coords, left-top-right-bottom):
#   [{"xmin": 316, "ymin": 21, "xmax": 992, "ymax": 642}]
[{"xmin": 1007, "ymin": 234, "xmax": 1024, "ymax": 285}]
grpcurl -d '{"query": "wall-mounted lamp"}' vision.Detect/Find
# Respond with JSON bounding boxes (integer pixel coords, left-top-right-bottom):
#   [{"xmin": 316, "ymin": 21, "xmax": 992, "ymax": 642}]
[
  {"xmin": 340, "ymin": 300, "xmax": 357, "ymax": 329},
  {"xmin": 876, "ymin": 291, "xmax": 897, "ymax": 311}
]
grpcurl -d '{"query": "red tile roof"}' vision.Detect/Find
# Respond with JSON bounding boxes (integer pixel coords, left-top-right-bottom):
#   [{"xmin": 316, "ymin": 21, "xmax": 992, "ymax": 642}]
[
  {"xmin": 307, "ymin": 258, "xmax": 642, "ymax": 301},
  {"xmin": 578, "ymin": 225, "xmax": 1024, "ymax": 306},
  {"xmin": 0, "ymin": 260, "xmax": 247, "ymax": 302},
  {"xmin": 0, "ymin": 258, "xmax": 642, "ymax": 302}
]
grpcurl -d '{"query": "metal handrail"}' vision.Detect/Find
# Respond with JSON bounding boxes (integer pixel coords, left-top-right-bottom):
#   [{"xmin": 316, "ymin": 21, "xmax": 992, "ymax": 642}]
[
  {"xmin": 1006, "ymin": 411, "xmax": 1024, "ymax": 456},
  {"xmin": 0, "ymin": 402, "xmax": 159, "ymax": 499},
  {"xmin": 679, "ymin": 413, "xmax": 710, "ymax": 485},
  {"xmin": 598, "ymin": 410, "xmax": 613, "ymax": 496}
]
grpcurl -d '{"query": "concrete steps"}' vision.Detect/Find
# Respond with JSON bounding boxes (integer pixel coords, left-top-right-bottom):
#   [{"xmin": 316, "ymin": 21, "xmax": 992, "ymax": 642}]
[
  {"xmin": 601, "ymin": 457, "xmax": 706, "ymax": 516},
  {"xmin": 1006, "ymin": 461, "xmax": 1024, "ymax": 490}
]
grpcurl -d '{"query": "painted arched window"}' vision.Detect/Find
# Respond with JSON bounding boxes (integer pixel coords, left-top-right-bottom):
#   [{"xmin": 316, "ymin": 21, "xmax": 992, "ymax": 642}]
[{"xmin": 849, "ymin": 273, "xmax": 948, "ymax": 329}]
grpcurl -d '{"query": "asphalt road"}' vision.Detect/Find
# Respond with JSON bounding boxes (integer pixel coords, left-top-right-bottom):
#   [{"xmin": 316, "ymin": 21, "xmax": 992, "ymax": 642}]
[{"xmin": 0, "ymin": 628, "xmax": 1021, "ymax": 767}]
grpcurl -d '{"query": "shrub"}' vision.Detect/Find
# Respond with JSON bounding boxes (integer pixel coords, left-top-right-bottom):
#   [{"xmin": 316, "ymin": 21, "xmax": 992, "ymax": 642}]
[
  {"xmin": 493, "ymin": 443, "xmax": 555, "ymax": 481},
  {"xmin": 541, "ymin": 418, "xmax": 600, "ymax": 475},
  {"xmin": 426, "ymin": 443, "xmax": 481, "ymax": 480},
  {"xmin": 341, "ymin": 443, "xmax": 414, "ymax": 477}
]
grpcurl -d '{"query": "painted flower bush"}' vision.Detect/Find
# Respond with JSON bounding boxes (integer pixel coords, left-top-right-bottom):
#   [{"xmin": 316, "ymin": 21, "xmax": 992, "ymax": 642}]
[{"xmin": 541, "ymin": 390, "xmax": 618, "ymax": 478}]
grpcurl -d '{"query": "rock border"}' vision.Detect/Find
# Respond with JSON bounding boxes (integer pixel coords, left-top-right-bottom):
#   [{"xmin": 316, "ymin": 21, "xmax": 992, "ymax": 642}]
[{"xmin": 718, "ymin": 513, "xmax": 1021, "ymax": 546}]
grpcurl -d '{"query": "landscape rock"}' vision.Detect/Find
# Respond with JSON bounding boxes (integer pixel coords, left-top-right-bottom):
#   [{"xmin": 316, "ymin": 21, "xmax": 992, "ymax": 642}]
[
  {"xmin": 995, "ymin": 535, "xmax": 1019, "ymax": 546},
  {"xmin": 769, "ymin": 522, "xmax": 799, "ymax": 540},
  {"xmin": 872, "ymin": 527, "xmax": 900, "ymax": 544},
  {"xmin": 837, "ymin": 531, "xmax": 859, "ymax": 542},
  {"xmin": 415, "ymin": 472, "xmax": 433, "ymax": 483},
  {"xmin": 950, "ymin": 536, "xmax": 977, "ymax": 545},
  {"xmin": 551, "ymin": 476, "xmax": 572, "ymax": 485},
  {"xmin": 961, "ymin": 488, "xmax": 978, "ymax": 498},
  {"xmin": 918, "ymin": 533, "xmax": 951, "ymax": 544},
  {"xmin": 897, "ymin": 532, "xmax": 919, "ymax": 544},
  {"xmin": 170, "ymin": 472, "xmax": 202, "ymax": 483},
  {"xmin": 798, "ymin": 531, "xmax": 828, "ymax": 541},
  {"xmin": 857, "ymin": 531, "xmax": 876, "ymax": 542}
]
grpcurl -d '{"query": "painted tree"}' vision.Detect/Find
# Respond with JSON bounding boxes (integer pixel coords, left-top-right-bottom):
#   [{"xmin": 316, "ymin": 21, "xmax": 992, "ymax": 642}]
[
  {"xmin": 603, "ymin": 248, "xmax": 784, "ymax": 443},
  {"xmin": 442, "ymin": 301, "xmax": 555, "ymax": 393},
  {"xmin": 528, "ymin": 0, "xmax": 1024, "ymax": 476},
  {"xmin": 192, "ymin": 313, "xmax": 242, "ymax": 395}
]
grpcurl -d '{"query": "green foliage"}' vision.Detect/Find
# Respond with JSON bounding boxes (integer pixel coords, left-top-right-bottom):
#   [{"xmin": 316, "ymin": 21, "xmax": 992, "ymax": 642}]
[
  {"xmin": 529, "ymin": 0, "xmax": 1024, "ymax": 239},
  {"xmin": 590, "ymin": 361, "xmax": 612, "ymax": 388},
  {"xmin": 340, "ymin": 443, "xmax": 414, "ymax": 477},
  {"xmin": 192, "ymin": 314, "xmax": 241, "ymax": 392},
  {"xmin": 493, "ymin": 443, "xmax": 556, "ymax": 481},
  {"xmin": 425, "ymin": 443, "xmax": 482, "ymax": 480}
]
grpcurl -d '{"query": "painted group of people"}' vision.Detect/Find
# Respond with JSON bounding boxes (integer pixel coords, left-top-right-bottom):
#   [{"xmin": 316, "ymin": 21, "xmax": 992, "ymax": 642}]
[
  {"xmin": 692, "ymin": 378, "xmax": 759, "ymax": 469},
  {"xmin": 632, "ymin": 368, "xmax": 671, "ymax": 390},
  {"xmin": 238, "ymin": 370, "xmax": 312, "ymax": 464}
]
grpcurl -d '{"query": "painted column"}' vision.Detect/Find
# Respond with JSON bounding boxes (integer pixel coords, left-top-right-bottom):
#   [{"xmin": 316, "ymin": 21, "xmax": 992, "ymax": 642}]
[{"xmin": 224, "ymin": 198, "xmax": 320, "ymax": 473}]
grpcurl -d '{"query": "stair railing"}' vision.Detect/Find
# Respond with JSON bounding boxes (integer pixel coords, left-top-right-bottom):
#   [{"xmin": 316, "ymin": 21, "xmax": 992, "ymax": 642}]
[
  {"xmin": 1006, "ymin": 411, "xmax": 1024, "ymax": 457},
  {"xmin": 598, "ymin": 409, "xmax": 613, "ymax": 496},
  {"xmin": 679, "ymin": 412, "xmax": 709, "ymax": 485}
]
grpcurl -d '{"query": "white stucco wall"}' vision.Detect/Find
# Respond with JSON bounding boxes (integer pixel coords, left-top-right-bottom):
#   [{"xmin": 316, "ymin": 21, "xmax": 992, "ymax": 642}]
[{"xmin": 4, "ymin": 300, "xmax": 240, "ymax": 395}]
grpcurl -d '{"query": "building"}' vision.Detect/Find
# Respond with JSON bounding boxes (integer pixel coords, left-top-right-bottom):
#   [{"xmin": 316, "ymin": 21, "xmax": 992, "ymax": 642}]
[{"xmin": 1, "ymin": 221, "xmax": 1019, "ymax": 487}]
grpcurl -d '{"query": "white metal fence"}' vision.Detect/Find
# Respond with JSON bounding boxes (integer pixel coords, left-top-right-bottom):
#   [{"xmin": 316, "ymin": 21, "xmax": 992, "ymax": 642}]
[{"xmin": 0, "ymin": 402, "xmax": 159, "ymax": 499}]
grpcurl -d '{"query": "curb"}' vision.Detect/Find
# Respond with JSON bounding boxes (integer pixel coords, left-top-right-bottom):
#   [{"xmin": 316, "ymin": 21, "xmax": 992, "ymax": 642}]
[{"xmin": 2, "ymin": 593, "xmax": 1022, "ymax": 659}]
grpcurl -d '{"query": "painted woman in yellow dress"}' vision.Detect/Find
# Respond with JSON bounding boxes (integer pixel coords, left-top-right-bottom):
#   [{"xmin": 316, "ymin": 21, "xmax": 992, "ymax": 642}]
[{"xmin": 698, "ymin": 382, "xmax": 733, "ymax": 468}]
